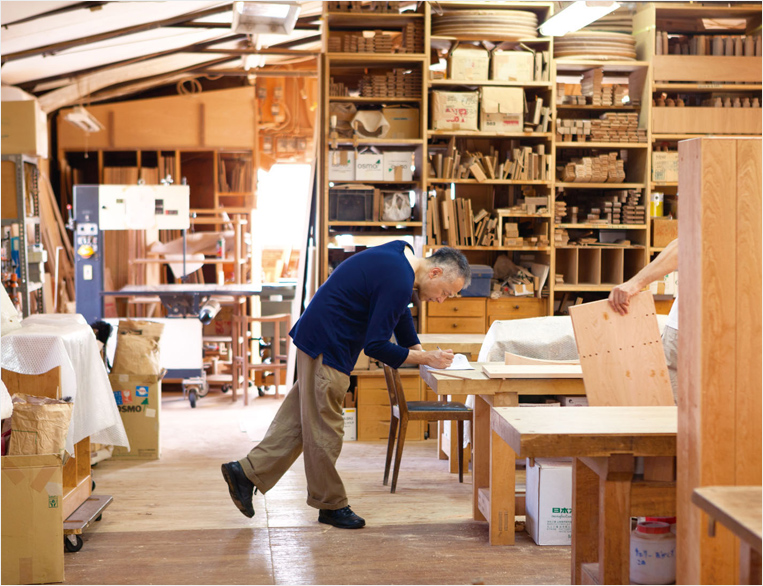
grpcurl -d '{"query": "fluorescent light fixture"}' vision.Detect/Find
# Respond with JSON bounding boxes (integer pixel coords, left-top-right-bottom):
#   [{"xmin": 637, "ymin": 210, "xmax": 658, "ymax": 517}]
[
  {"xmin": 64, "ymin": 106, "xmax": 105, "ymax": 133},
  {"xmin": 232, "ymin": 1, "xmax": 301, "ymax": 35},
  {"xmin": 539, "ymin": 1, "xmax": 620, "ymax": 37}
]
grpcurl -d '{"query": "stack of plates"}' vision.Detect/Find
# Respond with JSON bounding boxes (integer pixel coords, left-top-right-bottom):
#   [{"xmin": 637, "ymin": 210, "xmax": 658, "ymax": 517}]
[
  {"xmin": 554, "ymin": 31, "xmax": 637, "ymax": 61},
  {"xmin": 432, "ymin": 10, "xmax": 538, "ymax": 41}
]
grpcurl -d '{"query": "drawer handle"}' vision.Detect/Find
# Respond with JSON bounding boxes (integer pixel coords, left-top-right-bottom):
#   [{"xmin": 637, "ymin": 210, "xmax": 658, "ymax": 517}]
[
  {"xmin": 453, "ymin": 307, "xmax": 459, "ymax": 312},
  {"xmin": 514, "ymin": 305, "xmax": 520, "ymax": 310},
  {"xmin": 452, "ymin": 323, "xmax": 458, "ymax": 329}
]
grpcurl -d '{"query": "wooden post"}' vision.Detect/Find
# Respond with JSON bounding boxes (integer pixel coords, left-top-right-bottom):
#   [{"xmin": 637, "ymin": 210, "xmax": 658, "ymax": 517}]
[{"xmin": 677, "ymin": 137, "xmax": 762, "ymax": 584}]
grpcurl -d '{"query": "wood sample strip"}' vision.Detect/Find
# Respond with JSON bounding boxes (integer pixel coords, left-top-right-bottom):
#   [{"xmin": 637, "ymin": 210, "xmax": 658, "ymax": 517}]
[
  {"xmin": 482, "ymin": 364, "xmax": 583, "ymax": 379},
  {"xmin": 568, "ymin": 291, "xmax": 674, "ymax": 407}
]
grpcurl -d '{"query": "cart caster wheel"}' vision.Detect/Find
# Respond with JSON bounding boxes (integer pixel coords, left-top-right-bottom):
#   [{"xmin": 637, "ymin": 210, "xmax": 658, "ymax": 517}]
[
  {"xmin": 189, "ymin": 389, "xmax": 197, "ymax": 408},
  {"xmin": 92, "ymin": 479, "xmax": 96, "ymax": 492},
  {"xmin": 65, "ymin": 534, "xmax": 83, "ymax": 553},
  {"xmin": 95, "ymin": 514, "xmax": 103, "ymax": 522},
  {"xmin": 221, "ymin": 384, "xmax": 232, "ymax": 394},
  {"xmin": 257, "ymin": 386, "xmax": 266, "ymax": 397}
]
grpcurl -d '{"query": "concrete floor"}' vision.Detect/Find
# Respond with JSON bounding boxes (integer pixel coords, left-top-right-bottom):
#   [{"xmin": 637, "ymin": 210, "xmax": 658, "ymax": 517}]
[{"xmin": 63, "ymin": 389, "xmax": 570, "ymax": 585}]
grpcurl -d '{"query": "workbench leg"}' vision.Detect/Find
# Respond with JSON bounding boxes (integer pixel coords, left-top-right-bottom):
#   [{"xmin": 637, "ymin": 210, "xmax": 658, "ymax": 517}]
[
  {"xmin": 472, "ymin": 396, "xmax": 490, "ymax": 522},
  {"xmin": 598, "ymin": 455, "xmax": 634, "ymax": 585},
  {"xmin": 572, "ymin": 458, "xmax": 599, "ymax": 585},
  {"xmin": 740, "ymin": 542, "xmax": 762, "ymax": 585},
  {"xmin": 489, "ymin": 428, "xmax": 515, "ymax": 545},
  {"xmin": 449, "ymin": 394, "xmax": 469, "ymax": 474}
]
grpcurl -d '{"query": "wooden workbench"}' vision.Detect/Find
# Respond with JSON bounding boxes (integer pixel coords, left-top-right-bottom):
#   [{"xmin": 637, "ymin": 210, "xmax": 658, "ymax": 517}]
[
  {"xmin": 419, "ymin": 362, "xmax": 586, "ymax": 543},
  {"xmin": 491, "ymin": 405, "xmax": 677, "ymax": 584},
  {"xmin": 692, "ymin": 486, "xmax": 763, "ymax": 585}
]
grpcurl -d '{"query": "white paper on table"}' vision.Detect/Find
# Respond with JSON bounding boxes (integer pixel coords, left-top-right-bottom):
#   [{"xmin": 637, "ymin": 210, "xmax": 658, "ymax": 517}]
[{"xmin": 424, "ymin": 353, "xmax": 474, "ymax": 371}]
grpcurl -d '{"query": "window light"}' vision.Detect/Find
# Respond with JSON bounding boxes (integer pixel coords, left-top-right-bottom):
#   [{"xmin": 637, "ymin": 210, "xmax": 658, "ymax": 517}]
[{"xmin": 538, "ymin": 1, "xmax": 620, "ymax": 37}]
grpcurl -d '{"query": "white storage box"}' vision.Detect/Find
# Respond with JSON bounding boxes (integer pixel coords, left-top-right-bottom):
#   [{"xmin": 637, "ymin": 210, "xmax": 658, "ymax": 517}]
[
  {"xmin": 526, "ymin": 458, "xmax": 573, "ymax": 545},
  {"xmin": 355, "ymin": 151, "xmax": 384, "ymax": 181},
  {"xmin": 342, "ymin": 407, "xmax": 357, "ymax": 441},
  {"xmin": 383, "ymin": 151, "xmax": 414, "ymax": 181},
  {"xmin": 328, "ymin": 150, "xmax": 355, "ymax": 181}
]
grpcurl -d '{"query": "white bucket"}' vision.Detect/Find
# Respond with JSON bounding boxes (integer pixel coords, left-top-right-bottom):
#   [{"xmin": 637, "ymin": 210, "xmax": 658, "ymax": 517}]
[{"xmin": 630, "ymin": 521, "xmax": 676, "ymax": 585}]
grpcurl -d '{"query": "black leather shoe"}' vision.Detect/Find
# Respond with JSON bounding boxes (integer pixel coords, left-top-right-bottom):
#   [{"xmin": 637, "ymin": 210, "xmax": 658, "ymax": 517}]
[
  {"xmin": 318, "ymin": 506, "xmax": 365, "ymax": 529},
  {"xmin": 221, "ymin": 461, "xmax": 256, "ymax": 518}
]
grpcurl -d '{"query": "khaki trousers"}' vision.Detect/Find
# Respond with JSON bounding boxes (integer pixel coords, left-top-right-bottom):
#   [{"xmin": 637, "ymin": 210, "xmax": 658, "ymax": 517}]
[
  {"xmin": 239, "ymin": 349, "xmax": 351, "ymax": 510},
  {"xmin": 662, "ymin": 325, "xmax": 678, "ymax": 403}
]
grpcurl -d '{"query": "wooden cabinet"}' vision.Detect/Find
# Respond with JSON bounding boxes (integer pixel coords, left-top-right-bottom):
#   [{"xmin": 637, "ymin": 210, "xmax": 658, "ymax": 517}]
[
  {"xmin": 355, "ymin": 370, "xmax": 423, "ymax": 441},
  {"xmin": 426, "ymin": 297, "xmax": 486, "ymax": 333},
  {"xmin": 487, "ymin": 297, "xmax": 545, "ymax": 327}
]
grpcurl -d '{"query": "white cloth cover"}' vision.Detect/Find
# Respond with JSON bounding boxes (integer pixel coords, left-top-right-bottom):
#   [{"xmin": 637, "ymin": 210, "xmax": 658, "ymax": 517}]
[
  {"xmin": 1, "ymin": 314, "xmax": 129, "ymax": 455},
  {"xmin": 1, "ymin": 284, "xmax": 22, "ymax": 336},
  {"xmin": 0, "ymin": 379, "xmax": 12, "ymax": 419}
]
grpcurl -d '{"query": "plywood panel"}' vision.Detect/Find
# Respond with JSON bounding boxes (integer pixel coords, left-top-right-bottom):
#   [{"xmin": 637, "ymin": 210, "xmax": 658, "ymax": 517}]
[
  {"xmin": 482, "ymin": 364, "xmax": 583, "ymax": 379},
  {"xmin": 569, "ymin": 292, "xmax": 674, "ymax": 407},
  {"xmin": 652, "ymin": 55, "xmax": 762, "ymax": 83},
  {"xmin": 203, "ymin": 88, "xmax": 255, "ymax": 148},
  {"xmin": 113, "ymin": 98, "xmax": 200, "ymax": 148},
  {"xmin": 677, "ymin": 138, "xmax": 740, "ymax": 585},
  {"xmin": 652, "ymin": 107, "xmax": 762, "ymax": 135}
]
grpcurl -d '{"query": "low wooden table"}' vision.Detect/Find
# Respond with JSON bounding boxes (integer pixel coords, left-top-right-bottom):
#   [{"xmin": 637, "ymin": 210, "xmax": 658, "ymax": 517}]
[
  {"xmin": 419, "ymin": 362, "xmax": 586, "ymax": 543},
  {"xmin": 692, "ymin": 486, "xmax": 762, "ymax": 585},
  {"xmin": 490, "ymin": 406, "xmax": 677, "ymax": 584}
]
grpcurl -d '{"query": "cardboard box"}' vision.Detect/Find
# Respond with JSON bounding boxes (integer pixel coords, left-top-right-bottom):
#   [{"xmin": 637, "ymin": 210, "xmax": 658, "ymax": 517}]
[
  {"xmin": 556, "ymin": 395, "xmax": 588, "ymax": 407},
  {"xmin": 652, "ymin": 218, "xmax": 678, "ymax": 248},
  {"xmin": 382, "ymin": 107, "xmax": 420, "ymax": 139},
  {"xmin": 448, "ymin": 45, "xmax": 489, "ymax": 81},
  {"xmin": 651, "ymin": 151, "xmax": 679, "ymax": 183},
  {"xmin": 383, "ymin": 151, "xmax": 414, "ymax": 181},
  {"xmin": 431, "ymin": 91, "xmax": 479, "ymax": 132},
  {"xmin": 480, "ymin": 87, "xmax": 524, "ymax": 132},
  {"xmin": 491, "ymin": 50, "xmax": 534, "ymax": 82},
  {"xmin": 526, "ymin": 458, "xmax": 573, "ymax": 546},
  {"xmin": 355, "ymin": 151, "xmax": 384, "ymax": 181},
  {"xmin": 1, "ymin": 454, "xmax": 64, "ymax": 584},
  {"xmin": 109, "ymin": 373, "xmax": 162, "ymax": 460},
  {"xmin": 328, "ymin": 150, "xmax": 355, "ymax": 181},
  {"xmin": 342, "ymin": 408, "xmax": 357, "ymax": 441},
  {"xmin": 1, "ymin": 100, "xmax": 49, "ymax": 159}
]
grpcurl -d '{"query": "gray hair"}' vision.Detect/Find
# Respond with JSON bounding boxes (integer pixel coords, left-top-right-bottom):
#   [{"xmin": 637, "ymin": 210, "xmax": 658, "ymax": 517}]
[{"xmin": 427, "ymin": 247, "xmax": 471, "ymax": 288}]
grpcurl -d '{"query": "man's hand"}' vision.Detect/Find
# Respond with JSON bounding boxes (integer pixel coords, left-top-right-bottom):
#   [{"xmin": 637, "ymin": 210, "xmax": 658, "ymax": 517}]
[
  {"xmin": 427, "ymin": 349, "xmax": 454, "ymax": 369},
  {"xmin": 608, "ymin": 280, "xmax": 642, "ymax": 315}
]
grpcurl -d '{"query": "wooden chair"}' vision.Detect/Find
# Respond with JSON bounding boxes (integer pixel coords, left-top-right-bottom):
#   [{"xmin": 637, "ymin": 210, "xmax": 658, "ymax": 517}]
[{"xmin": 382, "ymin": 364, "xmax": 472, "ymax": 493}]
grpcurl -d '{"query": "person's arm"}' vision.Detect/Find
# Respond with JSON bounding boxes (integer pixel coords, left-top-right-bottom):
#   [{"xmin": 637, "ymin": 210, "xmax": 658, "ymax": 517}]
[
  {"xmin": 608, "ymin": 238, "xmax": 678, "ymax": 315},
  {"xmin": 403, "ymin": 344, "xmax": 454, "ymax": 369}
]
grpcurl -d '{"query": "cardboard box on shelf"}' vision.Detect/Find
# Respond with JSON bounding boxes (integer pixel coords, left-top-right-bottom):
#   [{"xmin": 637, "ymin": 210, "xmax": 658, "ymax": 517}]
[
  {"xmin": 431, "ymin": 91, "xmax": 479, "ymax": 132},
  {"xmin": 328, "ymin": 150, "xmax": 356, "ymax": 181},
  {"xmin": 480, "ymin": 87, "xmax": 524, "ymax": 132},
  {"xmin": 651, "ymin": 151, "xmax": 679, "ymax": 183},
  {"xmin": 652, "ymin": 218, "xmax": 678, "ymax": 248},
  {"xmin": 383, "ymin": 151, "xmax": 414, "ymax": 181},
  {"xmin": 526, "ymin": 458, "xmax": 573, "ymax": 546},
  {"xmin": 491, "ymin": 50, "xmax": 534, "ymax": 82},
  {"xmin": 1, "ymin": 100, "xmax": 49, "ymax": 158},
  {"xmin": 109, "ymin": 373, "xmax": 162, "ymax": 460},
  {"xmin": 1, "ymin": 454, "xmax": 64, "ymax": 585},
  {"xmin": 448, "ymin": 45, "xmax": 489, "ymax": 81},
  {"xmin": 355, "ymin": 151, "xmax": 385, "ymax": 181},
  {"xmin": 382, "ymin": 107, "xmax": 420, "ymax": 139},
  {"xmin": 203, "ymin": 305, "xmax": 233, "ymax": 338}
]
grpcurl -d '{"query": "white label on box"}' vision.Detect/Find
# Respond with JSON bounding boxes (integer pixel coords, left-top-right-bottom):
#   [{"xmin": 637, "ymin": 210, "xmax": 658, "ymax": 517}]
[
  {"xmin": 383, "ymin": 152, "xmax": 414, "ymax": 181},
  {"xmin": 328, "ymin": 150, "xmax": 355, "ymax": 181},
  {"xmin": 145, "ymin": 408, "xmax": 157, "ymax": 418},
  {"xmin": 342, "ymin": 408, "xmax": 357, "ymax": 441},
  {"xmin": 355, "ymin": 152, "xmax": 384, "ymax": 181}
]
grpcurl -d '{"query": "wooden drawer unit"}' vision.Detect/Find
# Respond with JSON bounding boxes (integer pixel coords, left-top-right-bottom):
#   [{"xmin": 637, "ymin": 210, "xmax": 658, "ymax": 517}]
[
  {"xmin": 355, "ymin": 370, "xmax": 422, "ymax": 441},
  {"xmin": 487, "ymin": 297, "xmax": 546, "ymax": 327},
  {"xmin": 426, "ymin": 298, "xmax": 486, "ymax": 334}
]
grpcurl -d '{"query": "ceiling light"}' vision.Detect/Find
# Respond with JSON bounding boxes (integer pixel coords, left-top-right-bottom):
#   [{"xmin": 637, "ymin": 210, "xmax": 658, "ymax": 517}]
[
  {"xmin": 64, "ymin": 106, "xmax": 105, "ymax": 133},
  {"xmin": 539, "ymin": 1, "xmax": 620, "ymax": 37},
  {"xmin": 232, "ymin": 1, "xmax": 301, "ymax": 35}
]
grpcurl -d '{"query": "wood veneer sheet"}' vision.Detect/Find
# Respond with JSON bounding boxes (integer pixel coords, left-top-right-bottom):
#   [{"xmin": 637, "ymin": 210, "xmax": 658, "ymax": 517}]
[{"xmin": 568, "ymin": 291, "xmax": 674, "ymax": 406}]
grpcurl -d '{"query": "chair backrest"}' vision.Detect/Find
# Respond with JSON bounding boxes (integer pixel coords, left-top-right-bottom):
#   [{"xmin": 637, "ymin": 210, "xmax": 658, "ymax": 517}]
[{"xmin": 383, "ymin": 364, "xmax": 408, "ymax": 418}]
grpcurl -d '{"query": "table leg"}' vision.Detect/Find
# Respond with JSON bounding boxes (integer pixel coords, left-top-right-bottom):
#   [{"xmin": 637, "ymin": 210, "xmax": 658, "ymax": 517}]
[
  {"xmin": 740, "ymin": 541, "xmax": 762, "ymax": 585},
  {"xmin": 473, "ymin": 395, "xmax": 490, "ymax": 522},
  {"xmin": 598, "ymin": 454, "xmax": 634, "ymax": 585},
  {"xmin": 572, "ymin": 458, "xmax": 600, "ymax": 585},
  {"xmin": 490, "ymin": 427, "xmax": 515, "ymax": 545},
  {"xmin": 449, "ymin": 394, "xmax": 468, "ymax": 474}
]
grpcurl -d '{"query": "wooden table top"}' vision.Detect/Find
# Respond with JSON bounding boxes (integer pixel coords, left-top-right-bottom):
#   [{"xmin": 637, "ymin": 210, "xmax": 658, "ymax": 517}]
[
  {"xmin": 692, "ymin": 486, "xmax": 763, "ymax": 552},
  {"xmin": 419, "ymin": 362, "xmax": 586, "ymax": 397},
  {"xmin": 491, "ymin": 406, "xmax": 677, "ymax": 458},
  {"xmin": 418, "ymin": 334, "xmax": 485, "ymax": 357}
]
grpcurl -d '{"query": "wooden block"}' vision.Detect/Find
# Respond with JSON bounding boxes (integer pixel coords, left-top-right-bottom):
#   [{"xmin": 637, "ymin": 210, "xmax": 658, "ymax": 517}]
[
  {"xmin": 470, "ymin": 162, "xmax": 487, "ymax": 182},
  {"xmin": 568, "ymin": 291, "xmax": 674, "ymax": 407}
]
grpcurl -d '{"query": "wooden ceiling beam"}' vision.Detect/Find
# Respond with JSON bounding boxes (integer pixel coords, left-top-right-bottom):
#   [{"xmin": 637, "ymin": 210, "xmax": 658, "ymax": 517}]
[
  {"xmin": 2, "ymin": 4, "xmax": 234, "ymax": 64},
  {"xmin": 1, "ymin": 2, "xmax": 111, "ymax": 28}
]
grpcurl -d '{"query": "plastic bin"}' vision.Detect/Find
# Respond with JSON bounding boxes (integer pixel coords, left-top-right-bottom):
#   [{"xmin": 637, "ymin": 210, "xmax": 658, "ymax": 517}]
[{"xmin": 460, "ymin": 264, "xmax": 493, "ymax": 297}]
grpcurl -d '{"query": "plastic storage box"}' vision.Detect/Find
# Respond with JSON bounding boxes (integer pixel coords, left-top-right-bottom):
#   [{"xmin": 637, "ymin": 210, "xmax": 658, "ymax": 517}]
[{"xmin": 460, "ymin": 264, "xmax": 493, "ymax": 297}]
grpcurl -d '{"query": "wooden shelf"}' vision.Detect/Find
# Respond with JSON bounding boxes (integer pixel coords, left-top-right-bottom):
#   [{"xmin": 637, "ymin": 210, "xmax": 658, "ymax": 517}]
[
  {"xmin": 428, "ymin": 130, "xmax": 552, "ymax": 139},
  {"xmin": 333, "ymin": 138, "xmax": 425, "ymax": 146},
  {"xmin": 426, "ymin": 245, "xmax": 552, "ymax": 252},
  {"xmin": 427, "ymin": 179, "xmax": 551, "ymax": 185},
  {"xmin": 554, "ymin": 60, "xmax": 650, "ymax": 73},
  {"xmin": 428, "ymin": 79, "xmax": 552, "ymax": 88},
  {"xmin": 653, "ymin": 83, "xmax": 763, "ymax": 92},
  {"xmin": 327, "ymin": 53, "xmax": 427, "ymax": 64},
  {"xmin": 556, "ymin": 245, "xmax": 647, "ymax": 250},
  {"xmin": 328, "ymin": 221, "xmax": 423, "ymax": 227},
  {"xmin": 651, "ymin": 182, "xmax": 678, "ymax": 188},
  {"xmin": 431, "ymin": 35, "xmax": 552, "ymax": 45},
  {"xmin": 557, "ymin": 223, "xmax": 648, "ymax": 229},
  {"xmin": 556, "ymin": 142, "xmax": 648, "ymax": 149},
  {"xmin": 555, "ymin": 283, "xmax": 620, "ymax": 292},
  {"xmin": 327, "ymin": 180, "xmax": 419, "ymax": 185},
  {"xmin": 326, "ymin": 11, "xmax": 423, "ymax": 27},
  {"xmin": 652, "ymin": 133, "xmax": 706, "ymax": 140},
  {"xmin": 556, "ymin": 104, "xmax": 639, "ymax": 111},
  {"xmin": 556, "ymin": 183, "xmax": 646, "ymax": 189},
  {"xmin": 329, "ymin": 96, "xmax": 422, "ymax": 103}
]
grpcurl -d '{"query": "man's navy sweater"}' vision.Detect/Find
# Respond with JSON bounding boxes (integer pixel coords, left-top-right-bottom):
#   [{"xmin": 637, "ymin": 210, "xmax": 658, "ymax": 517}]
[{"xmin": 289, "ymin": 241, "xmax": 420, "ymax": 375}]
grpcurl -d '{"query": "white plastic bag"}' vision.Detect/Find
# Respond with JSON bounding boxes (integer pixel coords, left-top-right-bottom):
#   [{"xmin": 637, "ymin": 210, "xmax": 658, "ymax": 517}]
[
  {"xmin": 382, "ymin": 192, "xmax": 411, "ymax": 222},
  {"xmin": 1, "ymin": 284, "xmax": 22, "ymax": 336}
]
